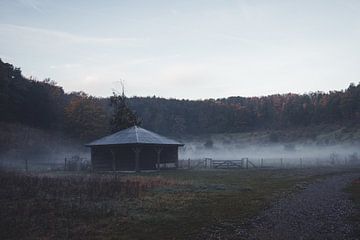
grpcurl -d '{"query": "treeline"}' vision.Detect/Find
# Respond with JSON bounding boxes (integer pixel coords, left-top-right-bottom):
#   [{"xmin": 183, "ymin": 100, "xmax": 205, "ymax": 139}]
[
  {"xmin": 1, "ymin": 59, "xmax": 359, "ymax": 140},
  {"xmin": 0, "ymin": 59, "xmax": 110, "ymax": 142},
  {"xmin": 130, "ymin": 84, "xmax": 360, "ymax": 135}
]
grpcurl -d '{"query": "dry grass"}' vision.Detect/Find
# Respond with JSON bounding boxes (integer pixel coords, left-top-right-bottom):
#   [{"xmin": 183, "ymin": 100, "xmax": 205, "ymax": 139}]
[{"xmin": 0, "ymin": 167, "xmax": 358, "ymax": 239}]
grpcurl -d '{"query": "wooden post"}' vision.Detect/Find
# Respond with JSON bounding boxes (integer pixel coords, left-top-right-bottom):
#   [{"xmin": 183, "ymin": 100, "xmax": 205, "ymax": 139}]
[
  {"xmin": 246, "ymin": 158, "xmax": 249, "ymax": 169},
  {"xmin": 110, "ymin": 149, "xmax": 116, "ymax": 171},
  {"xmin": 300, "ymin": 158, "xmax": 303, "ymax": 168},
  {"xmin": 133, "ymin": 147, "xmax": 141, "ymax": 172},
  {"xmin": 175, "ymin": 149, "xmax": 179, "ymax": 169},
  {"xmin": 64, "ymin": 158, "xmax": 67, "ymax": 171},
  {"xmin": 155, "ymin": 147, "xmax": 162, "ymax": 170},
  {"xmin": 280, "ymin": 158, "xmax": 283, "ymax": 168},
  {"xmin": 188, "ymin": 158, "xmax": 191, "ymax": 169},
  {"xmin": 261, "ymin": 158, "xmax": 263, "ymax": 168}
]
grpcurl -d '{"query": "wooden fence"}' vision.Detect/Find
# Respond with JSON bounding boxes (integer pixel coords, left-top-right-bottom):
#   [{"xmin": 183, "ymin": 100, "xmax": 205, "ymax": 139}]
[
  {"xmin": 178, "ymin": 156, "xmax": 355, "ymax": 169},
  {"xmin": 1, "ymin": 155, "xmax": 357, "ymax": 172}
]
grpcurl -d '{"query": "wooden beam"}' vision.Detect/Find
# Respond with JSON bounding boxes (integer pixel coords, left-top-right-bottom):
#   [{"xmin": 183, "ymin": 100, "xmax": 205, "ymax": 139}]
[
  {"xmin": 110, "ymin": 149, "xmax": 116, "ymax": 171},
  {"xmin": 174, "ymin": 147, "xmax": 179, "ymax": 168},
  {"xmin": 155, "ymin": 147, "xmax": 163, "ymax": 170},
  {"xmin": 132, "ymin": 146, "xmax": 141, "ymax": 172}
]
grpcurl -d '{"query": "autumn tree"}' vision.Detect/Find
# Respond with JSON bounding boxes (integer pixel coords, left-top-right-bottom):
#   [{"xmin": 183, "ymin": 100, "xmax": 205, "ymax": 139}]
[{"xmin": 64, "ymin": 92, "xmax": 108, "ymax": 140}]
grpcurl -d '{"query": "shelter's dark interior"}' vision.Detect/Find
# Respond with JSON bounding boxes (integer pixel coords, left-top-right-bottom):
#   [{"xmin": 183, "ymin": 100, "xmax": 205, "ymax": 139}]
[{"xmin": 90, "ymin": 145, "xmax": 179, "ymax": 171}]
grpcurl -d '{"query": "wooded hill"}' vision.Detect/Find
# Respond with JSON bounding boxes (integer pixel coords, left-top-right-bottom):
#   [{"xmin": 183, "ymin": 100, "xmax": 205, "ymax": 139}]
[{"xmin": 1, "ymin": 59, "xmax": 359, "ymax": 142}]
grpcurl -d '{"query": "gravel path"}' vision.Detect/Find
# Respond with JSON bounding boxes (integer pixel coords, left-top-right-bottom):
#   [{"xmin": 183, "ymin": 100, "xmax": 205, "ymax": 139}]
[
  {"xmin": 241, "ymin": 173, "xmax": 359, "ymax": 240},
  {"xmin": 199, "ymin": 173, "xmax": 359, "ymax": 240}
]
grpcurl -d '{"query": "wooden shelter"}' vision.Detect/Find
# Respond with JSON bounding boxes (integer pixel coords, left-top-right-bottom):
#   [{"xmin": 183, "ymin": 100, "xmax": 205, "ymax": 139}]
[{"xmin": 86, "ymin": 126, "xmax": 184, "ymax": 172}]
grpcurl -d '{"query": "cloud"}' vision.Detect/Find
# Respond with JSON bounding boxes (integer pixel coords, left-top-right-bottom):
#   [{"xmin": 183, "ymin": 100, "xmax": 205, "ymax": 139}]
[
  {"xmin": 49, "ymin": 63, "xmax": 81, "ymax": 69},
  {"xmin": 0, "ymin": 23, "xmax": 143, "ymax": 46},
  {"xmin": 126, "ymin": 54, "xmax": 181, "ymax": 66},
  {"xmin": 17, "ymin": 0, "xmax": 43, "ymax": 13}
]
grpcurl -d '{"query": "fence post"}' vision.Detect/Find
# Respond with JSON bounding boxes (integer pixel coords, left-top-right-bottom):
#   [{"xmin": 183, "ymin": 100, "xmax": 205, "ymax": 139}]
[
  {"xmin": 280, "ymin": 158, "xmax": 283, "ymax": 168},
  {"xmin": 260, "ymin": 158, "xmax": 263, "ymax": 168},
  {"xmin": 64, "ymin": 158, "xmax": 67, "ymax": 171},
  {"xmin": 300, "ymin": 158, "xmax": 303, "ymax": 168},
  {"xmin": 188, "ymin": 158, "xmax": 191, "ymax": 169}
]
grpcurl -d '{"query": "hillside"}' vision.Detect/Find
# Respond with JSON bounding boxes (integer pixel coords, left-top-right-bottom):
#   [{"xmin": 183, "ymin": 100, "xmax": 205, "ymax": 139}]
[
  {"xmin": 1, "ymin": 58, "xmax": 359, "ymax": 147},
  {"xmin": 128, "ymin": 91, "xmax": 360, "ymax": 136}
]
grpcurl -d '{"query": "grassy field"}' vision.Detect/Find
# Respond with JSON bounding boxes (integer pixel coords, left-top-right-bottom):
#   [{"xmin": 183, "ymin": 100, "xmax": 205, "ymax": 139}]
[{"xmin": 0, "ymin": 167, "xmax": 358, "ymax": 240}]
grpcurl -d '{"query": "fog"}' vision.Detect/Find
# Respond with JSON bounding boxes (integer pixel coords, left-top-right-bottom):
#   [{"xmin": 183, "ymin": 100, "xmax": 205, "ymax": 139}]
[
  {"xmin": 0, "ymin": 149, "xmax": 89, "ymax": 171},
  {"xmin": 1, "ymin": 126, "xmax": 359, "ymax": 170},
  {"xmin": 179, "ymin": 140, "xmax": 360, "ymax": 164},
  {"xmin": 0, "ymin": 142, "xmax": 89, "ymax": 171}
]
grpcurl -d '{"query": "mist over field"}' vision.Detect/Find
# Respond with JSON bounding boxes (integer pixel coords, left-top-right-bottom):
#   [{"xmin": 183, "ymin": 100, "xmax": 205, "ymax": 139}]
[
  {"xmin": 180, "ymin": 141, "xmax": 359, "ymax": 161},
  {"xmin": 179, "ymin": 129, "xmax": 360, "ymax": 166},
  {"xmin": 1, "ymin": 118, "xmax": 360, "ymax": 170}
]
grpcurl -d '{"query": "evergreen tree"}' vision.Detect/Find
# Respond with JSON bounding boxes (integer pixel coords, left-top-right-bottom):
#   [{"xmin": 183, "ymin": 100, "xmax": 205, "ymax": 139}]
[{"xmin": 110, "ymin": 90, "xmax": 140, "ymax": 133}]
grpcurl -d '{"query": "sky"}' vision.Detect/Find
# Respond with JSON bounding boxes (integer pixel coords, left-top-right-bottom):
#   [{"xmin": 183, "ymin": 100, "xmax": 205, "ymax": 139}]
[{"xmin": 0, "ymin": 0, "xmax": 359, "ymax": 99}]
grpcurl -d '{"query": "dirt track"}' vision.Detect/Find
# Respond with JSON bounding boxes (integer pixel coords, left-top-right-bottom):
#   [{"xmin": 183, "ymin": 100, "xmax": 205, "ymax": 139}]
[
  {"xmin": 241, "ymin": 173, "xmax": 359, "ymax": 240},
  {"xmin": 200, "ymin": 172, "xmax": 360, "ymax": 240}
]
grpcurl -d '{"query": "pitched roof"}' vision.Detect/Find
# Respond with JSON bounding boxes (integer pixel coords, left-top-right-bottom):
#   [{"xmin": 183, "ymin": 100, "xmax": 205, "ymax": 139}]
[{"xmin": 86, "ymin": 126, "xmax": 184, "ymax": 146}]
